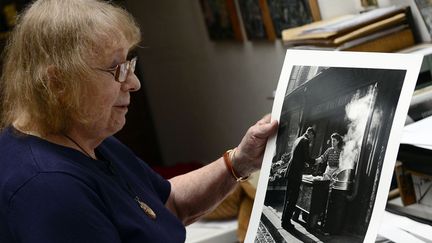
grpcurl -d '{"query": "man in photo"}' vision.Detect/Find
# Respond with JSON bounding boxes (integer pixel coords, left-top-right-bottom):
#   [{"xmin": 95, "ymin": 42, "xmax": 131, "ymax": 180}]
[{"xmin": 281, "ymin": 127, "xmax": 316, "ymax": 231}]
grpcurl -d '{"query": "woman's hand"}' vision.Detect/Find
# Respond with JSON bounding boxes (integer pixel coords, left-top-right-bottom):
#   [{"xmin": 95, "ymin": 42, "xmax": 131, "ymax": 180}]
[{"xmin": 233, "ymin": 114, "xmax": 278, "ymax": 178}]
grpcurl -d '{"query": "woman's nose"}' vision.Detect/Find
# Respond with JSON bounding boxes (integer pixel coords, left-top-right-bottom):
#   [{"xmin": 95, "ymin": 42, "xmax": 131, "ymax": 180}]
[{"xmin": 122, "ymin": 72, "xmax": 141, "ymax": 92}]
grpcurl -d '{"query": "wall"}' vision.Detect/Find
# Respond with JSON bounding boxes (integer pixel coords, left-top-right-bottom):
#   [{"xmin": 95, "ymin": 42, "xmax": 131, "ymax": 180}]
[{"xmin": 124, "ymin": 0, "xmax": 286, "ymax": 165}]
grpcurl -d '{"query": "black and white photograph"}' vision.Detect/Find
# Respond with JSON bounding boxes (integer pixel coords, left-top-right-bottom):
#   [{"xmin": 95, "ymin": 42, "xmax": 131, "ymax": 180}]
[{"xmin": 245, "ymin": 50, "xmax": 422, "ymax": 243}]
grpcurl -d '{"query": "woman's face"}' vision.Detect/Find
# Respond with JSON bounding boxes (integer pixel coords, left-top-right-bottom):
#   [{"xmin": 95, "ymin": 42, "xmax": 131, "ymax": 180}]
[
  {"xmin": 80, "ymin": 39, "xmax": 140, "ymax": 139},
  {"xmin": 331, "ymin": 137, "xmax": 339, "ymax": 148}
]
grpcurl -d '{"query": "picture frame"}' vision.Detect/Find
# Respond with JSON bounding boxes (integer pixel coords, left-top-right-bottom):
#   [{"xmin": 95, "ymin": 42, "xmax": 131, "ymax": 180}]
[
  {"xmin": 199, "ymin": 0, "xmax": 244, "ymax": 41},
  {"xmin": 266, "ymin": 0, "xmax": 316, "ymax": 38},
  {"xmin": 237, "ymin": 0, "xmax": 277, "ymax": 40},
  {"xmin": 237, "ymin": 0, "xmax": 320, "ymax": 40}
]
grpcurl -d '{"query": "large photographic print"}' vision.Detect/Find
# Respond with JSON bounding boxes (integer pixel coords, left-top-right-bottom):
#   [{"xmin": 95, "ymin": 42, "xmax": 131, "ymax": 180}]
[{"xmin": 245, "ymin": 50, "xmax": 422, "ymax": 243}]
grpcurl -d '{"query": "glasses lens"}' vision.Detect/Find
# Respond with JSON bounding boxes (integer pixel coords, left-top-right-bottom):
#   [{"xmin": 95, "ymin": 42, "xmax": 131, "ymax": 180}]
[
  {"xmin": 112, "ymin": 57, "xmax": 138, "ymax": 82},
  {"xmin": 118, "ymin": 63, "xmax": 128, "ymax": 82},
  {"xmin": 130, "ymin": 57, "xmax": 137, "ymax": 73}
]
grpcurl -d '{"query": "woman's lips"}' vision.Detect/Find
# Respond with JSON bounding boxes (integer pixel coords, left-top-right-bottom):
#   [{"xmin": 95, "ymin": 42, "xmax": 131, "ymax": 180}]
[{"xmin": 114, "ymin": 105, "xmax": 129, "ymax": 111}]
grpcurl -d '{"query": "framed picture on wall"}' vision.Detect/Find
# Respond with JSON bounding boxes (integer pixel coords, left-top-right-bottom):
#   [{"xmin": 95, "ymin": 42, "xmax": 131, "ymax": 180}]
[
  {"xmin": 237, "ymin": 0, "xmax": 320, "ymax": 40},
  {"xmin": 266, "ymin": 0, "xmax": 315, "ymax": 38},
  {"xmin": 199, "ymin": 0, "xmax": 244, "ymax": 41},
  {"xmin": 237, "ymin": 0, "xmax": 276, "ymax": 40},
  {"xmin": 245, "ymin": 50, "xmax": 422, "ymax": 243}
]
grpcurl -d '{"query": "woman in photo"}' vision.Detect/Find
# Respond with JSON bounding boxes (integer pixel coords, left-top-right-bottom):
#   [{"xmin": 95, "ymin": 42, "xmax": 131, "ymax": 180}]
[{"xmin": 316, "ymin": 132, "xmax": 344, "ymax": 180}]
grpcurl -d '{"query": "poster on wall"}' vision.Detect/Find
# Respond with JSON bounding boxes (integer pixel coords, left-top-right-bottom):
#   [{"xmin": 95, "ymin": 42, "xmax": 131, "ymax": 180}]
[
  {"xmin": 237, "ymin": 0, "xmax": 276, "ymax": 40},
  {"xmin": 245, "ymin": 50, "xmax": 422, "ymax": 243},
  {"xmin": 199, "ymin": 0, "xmax": 244, "ymax": 41}
]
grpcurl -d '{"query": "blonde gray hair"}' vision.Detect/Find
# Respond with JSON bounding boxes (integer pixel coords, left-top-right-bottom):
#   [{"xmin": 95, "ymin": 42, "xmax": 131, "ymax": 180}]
[{"xmin": 0, "ymin": 0, "xmax": 141, "ymax": 135}]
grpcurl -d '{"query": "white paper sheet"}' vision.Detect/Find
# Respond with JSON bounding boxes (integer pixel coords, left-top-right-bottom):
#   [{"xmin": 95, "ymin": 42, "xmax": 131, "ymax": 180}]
[
  {"xmin": 401, "ymin": 115, "xmax": 432, "ymax": 150},
  {"xmin": 378, "ymin": 211, "xmax": 432, "ymax": 243}
]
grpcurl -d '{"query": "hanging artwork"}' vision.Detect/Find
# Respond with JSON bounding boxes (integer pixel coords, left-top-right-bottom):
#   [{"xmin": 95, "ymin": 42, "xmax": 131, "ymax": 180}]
[
  {"xmin": 237, "ymin": 0, "xmax": 276, "ymax": 40},
  {"xmin": 266, "ymin": 0, "xmax": 315, "ymax": 38},
  {"xmin": 199, "ymin": 0, "xmax": 244, "ymax": 41}
]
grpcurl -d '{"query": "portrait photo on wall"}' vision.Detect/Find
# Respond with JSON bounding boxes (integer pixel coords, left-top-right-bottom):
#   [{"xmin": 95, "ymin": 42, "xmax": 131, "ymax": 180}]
[{"xmin": 245, "ymin": 50, "xmax": 422, "ymax": 243}]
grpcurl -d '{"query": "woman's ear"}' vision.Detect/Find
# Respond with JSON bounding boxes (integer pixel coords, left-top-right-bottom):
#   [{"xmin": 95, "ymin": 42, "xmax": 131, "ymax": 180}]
[
  {"xmin": 46, "ymin": 65, "xmax": 68, "ymax": 107},
  {"xmin": 46, "ymin": 65, "xmax": 64, "ymax": 93}
]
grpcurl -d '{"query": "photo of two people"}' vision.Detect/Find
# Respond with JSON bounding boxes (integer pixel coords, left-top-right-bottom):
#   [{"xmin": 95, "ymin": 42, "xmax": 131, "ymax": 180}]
[{"xmin": 245, "ymin": 50, "xmax": 423, "ymax": 243}]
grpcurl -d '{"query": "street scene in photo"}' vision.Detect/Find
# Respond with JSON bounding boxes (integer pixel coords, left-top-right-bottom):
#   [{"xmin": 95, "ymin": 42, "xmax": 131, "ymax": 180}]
[{"xmin": 245, "ymin": 50, "xmax": 422, "ymax": 243}]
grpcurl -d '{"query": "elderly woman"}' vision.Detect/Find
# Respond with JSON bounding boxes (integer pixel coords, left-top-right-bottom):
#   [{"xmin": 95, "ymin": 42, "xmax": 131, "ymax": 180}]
[
  {"xmin": 315, "ymin": 132, "xmax": 344, "ymax": 180},
  {"xmin": 0, "ymin": 1, "xmax": 278, "ymax": 242}
]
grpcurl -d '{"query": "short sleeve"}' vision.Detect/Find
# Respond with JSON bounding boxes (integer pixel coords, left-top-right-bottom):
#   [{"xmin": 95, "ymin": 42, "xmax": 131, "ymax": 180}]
[
  {"xmin": 136, "ymin": 157, "xmax": 171, "ymax": 203},
  {"xmin": 7, "ymin": 172, "xmax": 122, "ymax": 243}
]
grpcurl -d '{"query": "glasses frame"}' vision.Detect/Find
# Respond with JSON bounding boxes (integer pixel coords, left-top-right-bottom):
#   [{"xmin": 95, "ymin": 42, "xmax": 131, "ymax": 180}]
[{"xmin": 98, "ymin": 56, "xmax": 138, "ymax": 83}]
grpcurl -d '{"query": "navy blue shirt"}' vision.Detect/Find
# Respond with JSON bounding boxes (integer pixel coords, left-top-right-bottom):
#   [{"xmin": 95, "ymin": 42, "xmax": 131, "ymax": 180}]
[{"xmin": 0, "ymin": 127, "xmax": 185, "ymax": 243}]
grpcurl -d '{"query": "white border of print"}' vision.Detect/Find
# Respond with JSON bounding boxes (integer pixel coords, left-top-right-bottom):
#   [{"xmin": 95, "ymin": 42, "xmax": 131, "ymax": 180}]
[{"xmin": 245, "ymin": 50, "xmax": 422, "ymax": 243}]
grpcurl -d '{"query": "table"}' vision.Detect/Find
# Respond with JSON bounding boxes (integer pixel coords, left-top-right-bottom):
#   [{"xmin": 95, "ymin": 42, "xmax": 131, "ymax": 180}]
[{"xmin": 295, "ymin": 177, "xmax": 330, "ymax": 228}]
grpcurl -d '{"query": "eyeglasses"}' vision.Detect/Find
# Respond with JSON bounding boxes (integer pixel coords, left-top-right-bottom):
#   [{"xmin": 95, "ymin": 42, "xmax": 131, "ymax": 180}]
[{"xmin": 98, "ymin": 56, "xmax": 137, "ymax": 83}]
